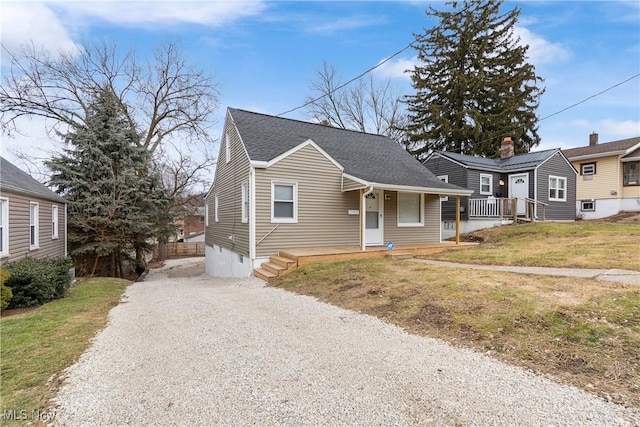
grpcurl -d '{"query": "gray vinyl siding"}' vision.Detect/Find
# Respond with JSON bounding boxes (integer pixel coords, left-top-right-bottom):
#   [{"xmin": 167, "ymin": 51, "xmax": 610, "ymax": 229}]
[
  {"xmin": 0, "ymin": 190, "xmax": 66, "ymax": 263},
  {"xmin": 255, "ymin": 144, "xmax": 360, "ymax": 257},
  {"xmin": 205, "ymin": 117, "xmax": 250, "ymax": 256},
  {"xmin": 423, "ymin": 156, "xmax": 468, "ymax": 221},
  {"xmin": 536, "ymin": 153, "xmax": 577, "ymax": 220},
  {"xmin": 383, "ymin": 192, "xmax": 441, "ymax": 243}
]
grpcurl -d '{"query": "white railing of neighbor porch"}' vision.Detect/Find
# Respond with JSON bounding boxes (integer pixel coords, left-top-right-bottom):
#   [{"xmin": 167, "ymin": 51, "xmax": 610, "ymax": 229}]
[{"xmin": 468, "ymin": 197, "xmax": 514, "ymax": 218}]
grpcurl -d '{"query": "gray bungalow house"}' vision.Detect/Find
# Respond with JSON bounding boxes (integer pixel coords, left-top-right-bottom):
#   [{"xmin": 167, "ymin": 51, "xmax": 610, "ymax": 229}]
[
  {"xmin": 423, "ymin": 137, "xmax": 577, "ymax": 237},
  {"xmin": 0, "ymin": 157, "xmax": 67, "ymax": 263},
  {"xmin": 204, "ymin": 108, "xmax": 472, "ymax": 278}
]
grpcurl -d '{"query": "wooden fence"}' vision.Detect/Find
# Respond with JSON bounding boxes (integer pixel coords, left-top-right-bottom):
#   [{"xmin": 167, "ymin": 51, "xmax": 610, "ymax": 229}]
[{"xmin": 157, "ymin": 242, "xmax": 205, "ymax": 258}]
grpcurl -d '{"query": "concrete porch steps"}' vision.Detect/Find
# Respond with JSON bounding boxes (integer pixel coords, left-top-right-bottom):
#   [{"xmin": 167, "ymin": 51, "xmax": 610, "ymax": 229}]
[{"xmin": 386, "ymin": 252, "xmax": 414, "ymax": 260}]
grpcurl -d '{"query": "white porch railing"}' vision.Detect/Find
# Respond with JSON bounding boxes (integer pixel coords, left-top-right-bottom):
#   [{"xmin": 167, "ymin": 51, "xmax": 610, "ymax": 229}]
[{"xmin": 468, "ymin": 197, "xmax": 514, "ymax": 218}]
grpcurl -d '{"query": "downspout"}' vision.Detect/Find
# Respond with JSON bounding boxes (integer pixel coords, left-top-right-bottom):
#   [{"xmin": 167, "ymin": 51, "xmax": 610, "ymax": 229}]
[
  {"xmin": 361, "ymin": 186, "xmax": 374, "ymax": 251},
  {"xmin": 249, "ymin": 166, "xmax": 256, "ymax": 266}
]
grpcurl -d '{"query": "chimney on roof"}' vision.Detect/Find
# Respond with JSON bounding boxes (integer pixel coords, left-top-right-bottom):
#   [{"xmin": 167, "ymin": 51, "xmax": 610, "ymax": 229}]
[
  {"xmin": 500, "ymin": 136, "xmax": 514, "ymax": 159},
  {"xmin": 589, "ymin": 132, "xmax": 598, "ymax": 146}
]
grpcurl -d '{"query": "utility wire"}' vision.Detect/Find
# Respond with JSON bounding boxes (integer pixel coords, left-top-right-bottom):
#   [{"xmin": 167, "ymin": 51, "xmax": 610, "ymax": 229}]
[{"xmin": 539, "ymin": 73, "xmax": 640, "ymax": 122}]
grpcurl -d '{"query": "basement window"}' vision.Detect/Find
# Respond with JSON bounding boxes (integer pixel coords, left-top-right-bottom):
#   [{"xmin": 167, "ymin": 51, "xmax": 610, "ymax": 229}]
[{"xmin": 581, "ymin": 200, "xmax": 595, "ymax": 212}]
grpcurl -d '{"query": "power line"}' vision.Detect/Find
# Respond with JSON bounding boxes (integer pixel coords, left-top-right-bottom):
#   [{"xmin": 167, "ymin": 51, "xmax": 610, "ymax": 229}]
[{"xmin": 539, "ymin": 73, "xmax": 640, "ymax": 122}]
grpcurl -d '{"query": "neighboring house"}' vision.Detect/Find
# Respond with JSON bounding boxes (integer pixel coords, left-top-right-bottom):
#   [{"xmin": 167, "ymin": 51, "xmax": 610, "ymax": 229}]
[
  {"xmin": 563, "ymin": 134, "xmax": 640, "ymax": 219},
  {"xmin": 204, "ymin": 108, "xmax": 472, "ymax": 278},
  {"xmin": 423, "ymin": 137, "xmax": 577, "ymax": 237},
  {"xmin": 0, "ymin": 157, "xmax": 67, "ymax": 263}
]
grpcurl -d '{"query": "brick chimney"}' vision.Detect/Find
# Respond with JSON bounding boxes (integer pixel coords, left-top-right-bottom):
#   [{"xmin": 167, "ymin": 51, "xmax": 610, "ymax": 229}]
[
  {"xmin": 589, "ymin": 132, "xmax": 598, "ymax": 146},
  {"xmin": 500, "ymin": 136, "xmax": 514, "ymax": 158}
]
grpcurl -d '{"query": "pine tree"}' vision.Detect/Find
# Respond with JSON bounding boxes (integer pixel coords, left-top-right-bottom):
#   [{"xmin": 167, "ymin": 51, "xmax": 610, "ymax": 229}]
[
  {"xmin": 46, "ymin": 87, "xmax": 173, "ymax": 277},
  {"xmin": 404, "ymin": 0, "xmax": 544, "ymax": 159}
]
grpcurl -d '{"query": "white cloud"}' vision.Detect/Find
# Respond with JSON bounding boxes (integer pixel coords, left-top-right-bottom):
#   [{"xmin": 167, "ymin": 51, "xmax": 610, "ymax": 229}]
[
  {"xmin": 1, "ymin": 2, "xmax": 78, "ymax": 59},
  {"xmin": 514, "ymin": 26, "xmax": 570, "ymax": 65},
  {"xmin": 373, "ymin": 56, "xmax": 418, "ymax": 80},
  {"xmin": 56, "ymin": 1, "xmax": 267, "ymax": 28},
  {"xmin": 572, "ymin": 119, "xmax": 640, "ymax": 138}
]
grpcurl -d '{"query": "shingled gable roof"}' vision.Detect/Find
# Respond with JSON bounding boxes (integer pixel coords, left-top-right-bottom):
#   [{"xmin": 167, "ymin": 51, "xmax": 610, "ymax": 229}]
[
  {"xmin": 562, "ymin": 136, "xmax": 640, "ymax": 160},
  {"xmin": 0, "ymin": 157, "xmax": 66, "ymax": 203},
  {"xmin": 429, "ymin": 148, "xmax": 569, "ymax": 173},
  {"xmin": 228, "ymin": 108, "xmax": 471, "ymax": 195}
]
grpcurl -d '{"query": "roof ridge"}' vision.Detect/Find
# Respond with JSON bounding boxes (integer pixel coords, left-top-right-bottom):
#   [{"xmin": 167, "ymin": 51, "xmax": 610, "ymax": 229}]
[{"xmin": 229, "ymin": 107, "xmax": 394, "ymax": 140}]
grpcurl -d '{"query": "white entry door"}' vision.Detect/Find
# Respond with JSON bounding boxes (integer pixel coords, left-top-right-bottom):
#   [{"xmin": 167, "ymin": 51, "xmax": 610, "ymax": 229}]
[
  {"xmin": 365, "ymin": 190, "xmax": 383, "ymax": 246},
  {"xmin": 509, "ymin": 174, "xmax": 529, "ymax": 215}
]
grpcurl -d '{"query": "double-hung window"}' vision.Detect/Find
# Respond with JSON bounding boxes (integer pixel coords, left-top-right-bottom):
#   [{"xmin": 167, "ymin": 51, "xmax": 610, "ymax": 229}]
[
  {"xmin": 0, "ymin": 198, "xmax": 7, "ymax": 255},
  {"xmin": 549, "ymin": 176, "xmax": 567, "ymax": 201},
  {"xmin": 272, "ymin": 182, "xmax": 297, "ymax": 223},
  {"xmin": 241, "ymin": 182, "xmax": 249, "ymax": 223},
  {"xmin": 397, "ymin": 193, "xmax": 424, "ymax": 226},
  {"xmin": 52, "ymin": 205, "xmax": 59, "ymax": 239},
  {"xmin": 623, "ymin": 162, "xmax": 640, "ymax": 186},
  {"xmin": 214, "ymin": 195, "xmax": 219, "ymax": 222},
  {"xmin": 30, "ymin": 202, "xmax": 39, "ymax": 249},
  {"xmin": 480, "ymin": 174, "xmax": 493, "ymax": 195}
]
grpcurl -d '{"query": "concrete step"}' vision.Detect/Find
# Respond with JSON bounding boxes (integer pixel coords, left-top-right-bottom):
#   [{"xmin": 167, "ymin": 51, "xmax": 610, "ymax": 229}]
[
  {"xmin": 253, "ymin": 268, "xmax": 276, "ymax": 282},
  {"xmin": 262, "ymin": 262, "xmax": 286, "ymax": 276},
  {"xmin": 386, "ymin": 252, "xmax": 414, "ymax": 260}
]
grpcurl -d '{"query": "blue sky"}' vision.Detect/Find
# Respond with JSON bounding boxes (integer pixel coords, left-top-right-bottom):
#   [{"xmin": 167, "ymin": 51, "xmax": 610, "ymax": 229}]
[{"xmin": 1, "ymin": 0, "xmax": 639, "ymax": 173}]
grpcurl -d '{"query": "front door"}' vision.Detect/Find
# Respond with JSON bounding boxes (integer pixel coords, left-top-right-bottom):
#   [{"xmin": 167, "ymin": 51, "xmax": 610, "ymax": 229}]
[
  {"xmin": 365, "ymin": 190, "xmax": 383, "ymax": 246},
  {"xmin": 509, "ymin": 173, "xmax": 529, "ymax": 215}
]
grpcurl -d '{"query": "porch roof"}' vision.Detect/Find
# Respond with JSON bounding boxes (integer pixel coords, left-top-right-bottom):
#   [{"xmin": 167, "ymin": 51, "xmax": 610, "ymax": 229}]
[{"xmin": 229, "ymin": 108, "xmax": 471, "ymax": 196}]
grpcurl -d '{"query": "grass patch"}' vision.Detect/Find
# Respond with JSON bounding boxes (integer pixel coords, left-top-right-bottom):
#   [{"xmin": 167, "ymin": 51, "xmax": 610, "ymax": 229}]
[
  {"xmin": 1, "ymin": 277, "xmax": 129, "ymax": 425},
  {"xmin": 272, "ymin": 258, "xmax": 640, "ymax": 408},
  {"xmin": 433, "ymin": 221, "xmax": 640, "ymax": 271}
]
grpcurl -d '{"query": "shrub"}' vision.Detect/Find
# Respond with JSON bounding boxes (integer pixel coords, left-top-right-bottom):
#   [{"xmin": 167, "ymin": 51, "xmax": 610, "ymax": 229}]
[
  {"xmin": 5, "ymin": 257, "xmax": 73, "ymax": 309},
  {"xmin": 0, "ymin": 269, "xmax": 12, "ymax": 311}
]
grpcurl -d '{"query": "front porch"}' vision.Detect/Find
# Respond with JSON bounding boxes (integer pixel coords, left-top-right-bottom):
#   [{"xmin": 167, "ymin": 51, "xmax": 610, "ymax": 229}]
[{"xmin": 253, "ymin": 241, "xmax": 478, "ymax": 281}]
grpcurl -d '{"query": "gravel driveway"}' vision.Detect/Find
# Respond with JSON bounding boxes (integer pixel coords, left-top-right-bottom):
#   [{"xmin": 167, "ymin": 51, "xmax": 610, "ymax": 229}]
[{"xmin": 54, "ymin": 258, "xmax": 639, "ymax": 426}]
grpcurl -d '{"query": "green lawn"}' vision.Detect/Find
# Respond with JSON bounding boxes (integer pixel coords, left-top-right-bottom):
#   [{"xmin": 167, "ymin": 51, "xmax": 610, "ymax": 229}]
[
  {"xmin": 1, "ymin": 277, "xmax": 129, "ymax": 426},
  {"xmin": 433, "ymin": 220, "xmax": 640, "ymax": 271}
]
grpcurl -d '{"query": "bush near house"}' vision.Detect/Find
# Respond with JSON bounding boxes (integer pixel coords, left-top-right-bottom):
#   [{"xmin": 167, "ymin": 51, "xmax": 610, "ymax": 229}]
[
  {"xmin": 0, "ymin": 269, "xmax": 12, "ymax": 311},
  {"xmin": 4, "ymin": 257, "xmax": 73, "ymax": 309}
]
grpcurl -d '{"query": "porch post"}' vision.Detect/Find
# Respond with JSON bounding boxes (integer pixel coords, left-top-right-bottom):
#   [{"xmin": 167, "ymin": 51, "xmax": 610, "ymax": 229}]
[
  {"xmin": 455, "ymin": 195, "xmax": 461, "ymax": 245},
  {"xmin": 360, "ymin": 189, "xmax": 365, "ymax": 251}
]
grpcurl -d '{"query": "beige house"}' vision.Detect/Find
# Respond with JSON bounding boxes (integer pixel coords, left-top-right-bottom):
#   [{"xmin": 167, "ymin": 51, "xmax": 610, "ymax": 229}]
[
  {"xmin": 563, "ymin": 134, "xmax": 640, "ymax": 219},
  {"xmin": 204, "ymin": 108, "xmax": 472, "ymax": 278},
  {"xmin": 0, "ymin": 157, "xmax": 67, "ymax": 263}
]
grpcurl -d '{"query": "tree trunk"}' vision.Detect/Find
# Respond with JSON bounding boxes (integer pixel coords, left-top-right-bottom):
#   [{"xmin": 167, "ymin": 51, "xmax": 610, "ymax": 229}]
[{"xmin": 156, "ymin": 237, "xmax": 168, "ymax": 261}]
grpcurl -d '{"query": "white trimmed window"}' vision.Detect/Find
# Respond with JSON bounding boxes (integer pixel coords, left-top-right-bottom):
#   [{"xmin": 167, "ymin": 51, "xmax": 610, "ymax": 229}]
[
  {"xmin": 225, "ymin": 132, "xmax": 231, "ymax": 164},
  {"xmin": 549, "ymin": 176, "xmax": 567, "ymax": 201},
  {"xmin": 437, "ymin": 175, "xmax": 449, "ymax": 202},
  {"xmin": 623, "ymin": 162, "xmax": 640, "ymax": 186},
  {"xmin": 581, "ymin": 163, "xmax": 596, "ymax": 175},
  {"xmin": 214, "ymin": 195, "xmax": 219, "ymax": 222},
  {"xmin": 0, "ymin": 198, "xmax": 8, "ymax": 255},
  {"xmin": 397, "ymin": 193, "xmax": 424, "ymax": 226},
  {"xmin": 30, "ymin": 202, "xmax": 39, "ymax": 249},
  {"xmin": 52, "ymin": 205, "xmax": 59, "ymax": 239},
  {"xmin": 480, "ymin": 173, "xmax": 493, "ymax": 195},
  {"xmin": 241, "ymin": 182, "xmax": 249, "ymax": 223},
  {"xmin": 205, "ymin": 204, "xmax": 209, "ymax": 226},
  {"xmin": 271, "ymin": 182, "xmax": 297, "ymax": 223}
]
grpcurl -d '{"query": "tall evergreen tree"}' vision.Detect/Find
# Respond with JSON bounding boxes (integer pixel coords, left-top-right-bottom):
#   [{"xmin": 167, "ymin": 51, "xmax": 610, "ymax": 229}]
[
  {"xmin": 46, "ymin": 87, "xmax": 173, "ymax": 277},
  {"xmin": 404, "ymin": 0, "xmax": 544, "ymax": 159}
]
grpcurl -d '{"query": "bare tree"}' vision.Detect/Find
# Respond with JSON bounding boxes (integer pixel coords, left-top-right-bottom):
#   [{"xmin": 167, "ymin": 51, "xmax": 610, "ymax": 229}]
[
  {"xmin": 305, "ymin": 62, "xmax": 408, "ymax": 143},
  {"xmin": 1, "ymin": 39, "xmax": 220, "ymax": 260}
]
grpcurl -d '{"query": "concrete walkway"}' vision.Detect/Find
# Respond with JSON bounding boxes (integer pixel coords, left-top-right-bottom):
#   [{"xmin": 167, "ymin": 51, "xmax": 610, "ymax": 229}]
[{"xmin": 409, "ymin": 259, "xmax": 640, "ymax": 286}]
